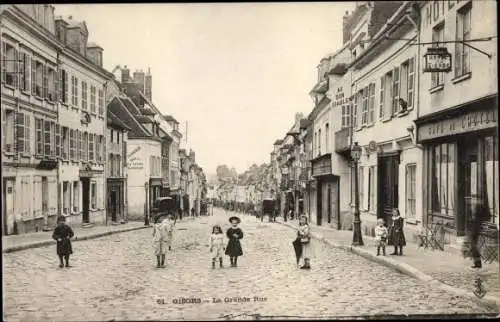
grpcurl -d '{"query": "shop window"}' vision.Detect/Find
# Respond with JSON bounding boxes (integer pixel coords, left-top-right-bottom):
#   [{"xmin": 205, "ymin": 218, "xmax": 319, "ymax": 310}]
[
  {"xmin": 63, "ymin": 181, "xmax": 70, "ymax": 215},
  {"xmin": 369, "ymin": 166, "xmax": 376, "ymax": 212},
  {"xmin": 406, "ymin": 164, "xmax": 417, "ymax": 219},
  {"xmin": 455, "ymin": 3, "xmax": 472, "ymax": 77},
  {"xmin": 73, "ymin": 181, "xmax": 79, "ymax": 213},
  {"xmin": 359, "ymin": 166, "xmax": 364, "ymax": 210},
  {"xmin": 429, "ymin": 143, "xmax": 456, "ymax": 226},
  {"xmin": 483, "ymin": 135, "xmax": 498, "ymax": 224},
  {"xmin": 431, "ymin": 23, "xmax": 445, "ymax": 88}
]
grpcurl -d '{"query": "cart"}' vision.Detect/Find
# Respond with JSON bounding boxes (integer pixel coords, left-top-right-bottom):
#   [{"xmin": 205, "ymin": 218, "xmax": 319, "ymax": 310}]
[{"xmin": 261, "ymin": 198, "xmax": 276, "ymax": 222}]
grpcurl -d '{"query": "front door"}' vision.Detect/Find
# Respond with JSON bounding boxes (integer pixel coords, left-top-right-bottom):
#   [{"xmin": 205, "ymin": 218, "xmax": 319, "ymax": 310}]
[
  {"xmin": 316, "ymin": 181, "xmax": 322, "ymax": 226},
  {"xmin": 332, "ymin": 178, "xmax": 340, "ymax": 229},
  {"xmin": 42, "ymin": 177, "xmax": 48, "ymax": 224},
  {"xmin": 3, "ymin": 179, "xmax": 15, "ymax": 235},
  {"xmin": 378, "ymin": 155, "xmax": 400, "ymax": 225},
  {"xmin": 327, "ymin": 184, "xmax": 332, "ymax": 224},
  {"xmin": 458, "ymin": 137, "xmax": 479, "ymax": 235},
  {"xmin": 110, "ymin": 189, "xmax": 117, "ymax": 222},
  {"xmin": 81, "ymin": 178, "xmax": 90, "ymax": 223}
]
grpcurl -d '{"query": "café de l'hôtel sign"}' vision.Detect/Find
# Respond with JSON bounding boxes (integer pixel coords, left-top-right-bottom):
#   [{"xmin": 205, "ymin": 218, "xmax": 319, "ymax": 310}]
[{"xmin": 418, "ymin": 107, "xmax": 497, "ymax": 142}]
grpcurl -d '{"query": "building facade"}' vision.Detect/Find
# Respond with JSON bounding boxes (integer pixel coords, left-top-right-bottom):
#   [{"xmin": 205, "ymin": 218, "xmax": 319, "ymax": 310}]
[
  {"xmin": 1, "ymin": 5, "xmax": 113, "ymax": 233},
  {"xmin": 415, "ymin": 0, "xmax": 498, "ymax": 244}
]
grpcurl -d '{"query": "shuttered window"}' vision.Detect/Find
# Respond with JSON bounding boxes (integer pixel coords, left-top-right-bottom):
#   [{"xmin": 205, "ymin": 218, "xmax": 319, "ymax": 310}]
[
  {"xmin": 55, "ymin": 124, "xmax": 61, "ymax": 158},
  {"xmin": 43, "ymin": 120, "xmax": 51, "ymax": 156},
  {"xmin": 83, "ymin": 132, "xmax": 88, "ymax": 161},
  {"xmin": 89, "ymin": 133, "xmax": 94, "ymax": 161},
  {"xmin": 61, "ymin": 127, "xmax": 69, "ymax": 160},
  {"xmin": 90, "ymin": 85, "xmax": 96, "ymax": 113},
  {"xmin": 392, "ymin": 67, "xmax": 399, "ymax": 115},
  {"xmin": 79, "ymin": 130, "xmax": 84, "ymax": 161},
  {"xmin": 98, "ymin": 89, "xmax": 104, "ymax": 116},
  {"xmin": 24, "ymin": 114, "xmax": 31, "ymax": 154},
  {"xmin": 16, "ymin": 112, "xmax": 25, "ymax": 154},
  {"xmin": 70, "ymin": 129, "xmax": 75, "ymax": 161},
  {"xmin": 76, "ymin": 130, "xmax": 80, "ymax": 160},
  {"xmin": 35, "ymin": 118, "xmax": 43, "ymax": 155},
  {"xmin": 43, "ymin": 65, "xmax": 48, "ymax": 98},
  {"xmin": 50, "ymin": 122, "xmax": 55, "ymax": 156},
  {"xmin": 2, "ymin": 42, "xmax": 18, "ymax": 87},
  {"xmin": 81, "ymin": 81, "xmax": 88, "ymax": 110}
]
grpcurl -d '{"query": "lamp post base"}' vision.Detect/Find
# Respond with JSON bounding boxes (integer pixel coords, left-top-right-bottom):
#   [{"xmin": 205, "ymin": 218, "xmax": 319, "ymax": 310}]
[{"xmin": 352, "ymin": 217, "xmax": 364, "ymax": 246}]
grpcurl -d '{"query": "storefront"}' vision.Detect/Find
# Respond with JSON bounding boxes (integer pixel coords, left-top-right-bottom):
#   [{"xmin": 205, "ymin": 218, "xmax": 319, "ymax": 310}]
[
  {"xmin": 416, "ymin": 95, "xmax": 498, "ymax": 238},
  {"xmin": 311, "ymin": 153, "xmax": 340, "ymax": 228}
]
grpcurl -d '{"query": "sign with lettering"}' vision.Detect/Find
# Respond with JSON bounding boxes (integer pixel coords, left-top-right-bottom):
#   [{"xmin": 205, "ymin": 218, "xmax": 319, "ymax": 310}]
[
  {"xmin": 312, "ymin": 155, "xmax": 332, "ymax": 177},
  {"xmin": 128, "ymin": 157, "xmax": 144, "ymax": 170},
  {"xmin": 418, "ymin": 108, "xmax": 497, "ymax": 142},
  {"xmin": 423, "ymin": 47, "xmax": 452, "ymax": 73}
]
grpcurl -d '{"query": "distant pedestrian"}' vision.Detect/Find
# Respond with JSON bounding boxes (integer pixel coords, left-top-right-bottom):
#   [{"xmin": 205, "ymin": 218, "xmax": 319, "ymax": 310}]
[
  {"xmin": 52, "ymin": 216, "xmax": 74, "ymax": 268},
  {"xmin": 388, "ymin": 208, "xmax": 406, "ymax": 256},
  {"xmin": 191, "ymin": 207, "xmax": 195, "ymax": 219},
  {"xmin": 225, "ymin": 216, "xmax": 244, "ymax": 267},
  {"xmin": 297, "ymin": 215, "xmax": 312, "ymax": 269},
  {"xmin": 375, "ymin": 218, "xmax": 388, "ymax": 256},
  {"xmin": 210, "ymin": 225, "xmax": 225, "ymax": 269},
  {"xmin": 467, "ymin": 200, "xmax": 491, "ymax": 269}
]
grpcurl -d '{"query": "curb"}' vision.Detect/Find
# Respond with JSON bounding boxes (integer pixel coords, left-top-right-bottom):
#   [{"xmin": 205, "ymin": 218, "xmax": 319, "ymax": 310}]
[
  {"xmin": 277, "ymin": 220, "xmax": 500, "ymax": 312},
  {"xmin": 3, "ymin": 225, "xmax": 148, "ymax": 254}
]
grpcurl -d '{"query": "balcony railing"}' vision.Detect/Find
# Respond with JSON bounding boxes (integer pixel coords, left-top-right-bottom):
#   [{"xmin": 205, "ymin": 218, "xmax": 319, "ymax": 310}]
[{"xmin": 335, "ymin": 127, "xmax": 351, "ymax": 153}]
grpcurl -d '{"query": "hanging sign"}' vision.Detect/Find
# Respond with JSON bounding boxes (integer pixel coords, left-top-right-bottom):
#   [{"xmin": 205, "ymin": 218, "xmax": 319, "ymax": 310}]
[{"xmin": 423, "ymin": 47, "xmax": 452, "ymax": 73}]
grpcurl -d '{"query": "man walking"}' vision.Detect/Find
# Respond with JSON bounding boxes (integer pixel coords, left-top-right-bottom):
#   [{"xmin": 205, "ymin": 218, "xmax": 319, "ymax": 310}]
[{"xmin": 468, "ymin": 199, "xmax": 491, "ymax": 269}]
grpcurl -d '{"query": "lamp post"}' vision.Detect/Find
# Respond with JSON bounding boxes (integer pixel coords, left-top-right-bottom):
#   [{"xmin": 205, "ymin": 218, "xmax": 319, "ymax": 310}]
[{"xmin": 351, "ymin": 142, "xmax": 364, "ymax": 246}]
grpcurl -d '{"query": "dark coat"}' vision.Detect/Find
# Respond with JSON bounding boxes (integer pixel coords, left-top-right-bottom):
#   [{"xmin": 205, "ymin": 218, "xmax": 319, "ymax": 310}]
[
  {"xmin": 225, "ymin": 227, "xmax": 243, "ymax": 257},
  {"xmin": 52, "ymin": 224, "xmax": 74, "ymax": 256},
  {"xmin": 388, "ymin": 217, "xmax": 406, "ymax": 247}
]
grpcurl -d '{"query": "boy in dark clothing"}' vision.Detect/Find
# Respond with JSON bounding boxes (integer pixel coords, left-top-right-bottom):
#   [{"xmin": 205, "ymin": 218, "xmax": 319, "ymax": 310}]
[{"xmin": 52, "ymin": 216, "xmax": 75, "ymax": 268}]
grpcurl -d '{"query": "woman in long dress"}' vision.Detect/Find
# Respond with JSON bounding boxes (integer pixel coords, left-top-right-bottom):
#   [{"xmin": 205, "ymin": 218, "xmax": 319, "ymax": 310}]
[{"xmin": 389, "ymin": 208, "xmax": 406, "ymax": 256}]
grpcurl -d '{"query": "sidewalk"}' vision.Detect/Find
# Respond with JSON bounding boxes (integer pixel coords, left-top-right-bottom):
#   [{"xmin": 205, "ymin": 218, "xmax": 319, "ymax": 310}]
[
  {"xmin": 3, "ymin": 221, "xmax": 147, "ymax": 253},
  {"xmin": 276, "ymin": 217, "xmax": 500, "ymax": 312}
]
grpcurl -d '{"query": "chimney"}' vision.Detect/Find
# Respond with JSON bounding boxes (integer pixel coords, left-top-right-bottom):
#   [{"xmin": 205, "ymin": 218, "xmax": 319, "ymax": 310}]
[
  {"xmin": 295, "ymin": 113, "xmax": 304, "ymax": 124},
  {"xmin": 87, "ymin": 43, "xmax": 103, "ymax": 67},
  {"xmin": 122, "ymin": 65, "xmax": 130, "ymax": 83},
  {"xmin": 145, "ymin": 67, "xmax": 152, "ymax": 101},
  {"xmin": 66, "ymin": 17, "xmax": 88, "ymax": 55},
  {"xmin": 55, "ymin": 16, "xmax": 68, "ymax": 44},
  {"xmin": 342, "ymin": 10, "xmax": 351, "ymax": 44},
  {"xmin": 133, "ymin": 70, "xmax": 146, "ymax": 93}
]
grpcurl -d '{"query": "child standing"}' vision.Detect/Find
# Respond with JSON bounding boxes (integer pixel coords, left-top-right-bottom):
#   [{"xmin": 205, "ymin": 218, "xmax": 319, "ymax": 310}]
[
  {"xmin": 153, "ymin": 214, "xmax": 173, "ymax": 268},
  {"xmin": 225, "ymin": 216, "xmax": 244, "ymax": 267},
  {"xmin": 389, "ymin": 208, "xmax": 406, "ymax": 256},
  {"xmin": 52, "ymin": 216, "xmax": 74, "ymax": 268},
  {"xmin": 297, "ymin": 215, "xmax": 312, "ymax": 269},
  {"xmin": 375, "ymin": 218, "xmax": 388, "ymax": 256},
  {"xmin": 210, "ymin": 225, "xmax": 225, "ymax": 269}
]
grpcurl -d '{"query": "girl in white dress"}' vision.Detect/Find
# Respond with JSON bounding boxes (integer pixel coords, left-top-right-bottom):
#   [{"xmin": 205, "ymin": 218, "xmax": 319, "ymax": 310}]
[
  {"xmin": 298, "ymin": 215, "xmax": 312, "ymax": 269},
  {"xmin": 210, "ymin": 225, "xmax": 225, "ymax": 269}
]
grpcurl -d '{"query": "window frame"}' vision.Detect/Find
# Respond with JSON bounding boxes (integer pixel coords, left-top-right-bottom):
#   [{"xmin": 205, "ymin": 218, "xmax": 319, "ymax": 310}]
[
  {"xmin": 406, "ymin": 163, "xmax": 417, "ymax": 219},
  {"xmin": 455, "ymin": 2, "xmax": 472, "ymax": 77}
]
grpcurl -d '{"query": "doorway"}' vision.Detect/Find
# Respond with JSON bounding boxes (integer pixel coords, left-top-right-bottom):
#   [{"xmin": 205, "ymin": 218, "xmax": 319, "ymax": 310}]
[
  {"xmin": 316, "ymin": 181, "xmax": 322, "ymax": 226},
  {"xmin": 3, "ymin": 179, "xmax": 15, "ymax": 235},
  {"xmin": 110, "ymin": 189, "xmax": 118, "ymax": 222},
  {"xmin": 81, "ymin": 178, "xmax": 90, "ymax": 223},
  {"xmin": 378, "ymin": 155, "xmax": 400, "ymax": 226},
  {"xmin": 42, "ymin": 177, "xmax": 48, "ymax": 224},
  {"xmin": 327, "ymin": 185, "xmax": 332, "ymax": 224},
  {"xmin": 458, "ymin": 137, "xmax": 479, "ymax": 236}
]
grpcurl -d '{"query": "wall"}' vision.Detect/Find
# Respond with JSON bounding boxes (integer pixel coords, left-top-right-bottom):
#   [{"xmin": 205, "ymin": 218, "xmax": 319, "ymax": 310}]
[
  {"xmin": 419, "ymin": 0, "xmax": 497, "ymax": 117},
  {"xmin": 126, "ymin": 138, "xmax": 161, "ymax": 219}
]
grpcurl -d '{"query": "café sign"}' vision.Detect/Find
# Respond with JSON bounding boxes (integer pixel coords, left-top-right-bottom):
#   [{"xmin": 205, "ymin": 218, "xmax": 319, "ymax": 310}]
[
  {"xmin": 423, "ymin": 47, "xmax": 452, "ymax": 73},
  {"xmin": 418, "ymin": 108, "xmax": 497, "ymax": 142}
]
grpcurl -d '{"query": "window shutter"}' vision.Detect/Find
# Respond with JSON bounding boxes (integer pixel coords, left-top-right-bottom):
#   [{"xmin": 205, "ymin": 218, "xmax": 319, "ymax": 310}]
[
  {"xmin": 16, "ymin": 111, "xmax": 25, "ymax": 155},
  {"xmin": 79, "ymin": 130, "xmax": 84, "ymax": 161},
  {"xmin": 392, "ymin": 67, "xmax": 399, "ymax": 115},
  {"xmin": 50, "ymin": 122, "xmax": 55, "ymax": 157},
  {"xmin": 55, "ymin": 124, "xmax": 61, "ymax": 158},
  {"xmin": 1, "ymin": 41, "xmax": 6, "ymax": 83},
  {"xmin": 19, "ymin": 53, "xmax": 25, "ymax": 91},
  {"xmin": 31, "ymin": 59, "xmax": 36, "ymax": 95},
  {"xmin": 70, "ymin": 129, "xmax": 74, "ymax": 161},
  {"xmin": 76, "ymin": 130, "xmax": 80, "ymax": 160},
  {"xmin": 59, "ymin": 69, "xmax": 64, "ymax": 103},
  {"xmin": 24, "ymin": 54, "xmax": 31, "ymax": 92},
  {"xmin": 44, "ymin": 120, "xmax": 51, "ymax": 156},
  {"xmin": 14, "ymin": 48, "xmax": 19, "ymax": 88},
  {"xmin": 43, "ymin": 64, "xmax": 48, "ymax": 98},
  {"xmin": 24, "ymin": 114, "xmax": 31, "ymax": 154},
  {"xmin": 54, "ymin": 67, "xmax": 59, "ymax": 102},
  {"xmin": 1, "ymin": 109, "xmax": 5, "ymax": 150}
]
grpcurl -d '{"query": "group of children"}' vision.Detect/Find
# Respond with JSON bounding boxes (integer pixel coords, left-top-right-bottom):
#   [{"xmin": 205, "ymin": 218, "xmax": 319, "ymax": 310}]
[
  {"xmin": 374, "ymin": 208, "xmax": 406, "ymax": 256},
  {"xmin": 210, "ymin": 216, "xmax": 244, "ymax": 268}
]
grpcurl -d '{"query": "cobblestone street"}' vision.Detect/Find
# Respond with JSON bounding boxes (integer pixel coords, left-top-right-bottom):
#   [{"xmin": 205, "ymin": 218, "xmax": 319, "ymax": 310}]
[{"xmin": 3, "ymin": 209, "xmax": 496, "ymax": 321}]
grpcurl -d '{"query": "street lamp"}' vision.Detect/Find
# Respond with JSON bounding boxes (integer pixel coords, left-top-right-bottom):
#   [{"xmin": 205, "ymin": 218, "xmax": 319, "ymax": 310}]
[{"xmin": 351, "ymin": 141, "xmax": 364, "ymax": 246}]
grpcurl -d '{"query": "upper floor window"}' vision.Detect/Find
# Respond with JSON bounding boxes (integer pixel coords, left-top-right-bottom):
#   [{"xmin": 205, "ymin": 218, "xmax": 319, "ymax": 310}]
[
  {"xmin": 32, "ymin": 59, "xmax": 44, "ymax": 97},
  {"xmin": 98, "ymin": 89, "xmax": 104, "ymax": 116},
  {"xmin": 3, "ymin": 109, "xmax": 15, "ymax": 153},
  {"xmin": 431, "ymin": 23, "xmax": 445, "ymax": 88},
  {"xmin": 59, "ymin": 69, "xmax": 69, "ymax": 104},
  {"xmin": 341, "ymin": 104, "xmax": 351, "ymax": 129},
  {"xmin": 392, "ymin": 67, "xmax": 400, "ymax": 115},
  {"xmin": 81, "ymin": 81, "xmax": 88, "ymax": 110},
  {"xmin": 399, "ymin": 57, "xmax": 415, "ymax": 111},
  {"xmin": 455, "ymin": 3, "xmax": 472, "ymax": 77},
  {"xmin": 71, "ymin": 75, "xmax": 79, "ymax": 107},
  {"xmin": 90, "ymin": 85, "xmax": 96, "ymax": 114},
  {"xmin": 1, "ymin": 41, "xmax": 18, "ymax": 87},
  {"xmin": 19, "ymin": 52, "xmax": 30, "ymax": 92},
  {"xmin": 46, "ymin": 66, "xmax": 56, "ymax": 101}
]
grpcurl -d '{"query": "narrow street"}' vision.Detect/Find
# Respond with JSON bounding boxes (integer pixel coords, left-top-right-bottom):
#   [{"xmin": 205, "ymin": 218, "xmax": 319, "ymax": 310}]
[{"xmin": 3, "ymin": 209, "xmax": 494, "ymax": 321}]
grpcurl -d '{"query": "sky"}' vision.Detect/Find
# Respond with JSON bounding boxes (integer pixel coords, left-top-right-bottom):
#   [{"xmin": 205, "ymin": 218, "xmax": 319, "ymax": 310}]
[{"xmin": 55, "ymin": 3, "xmax": 355, "ymax": 174}]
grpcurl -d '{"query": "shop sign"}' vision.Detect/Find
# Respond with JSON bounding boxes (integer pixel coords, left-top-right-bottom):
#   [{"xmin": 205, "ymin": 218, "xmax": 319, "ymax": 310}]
[
  {"xmin": 418, "ymin": 108, "xmax": 497, "ymax": 141},
  {"xmin": 128, "ymin": 157, "xmax": 144, "ymax": 170},
  {"xmin": 312, "ymin": 155, "xmax": 332, "ymax": 177},
  {"xmin": 423, "ymin": 47, "xmax": 452, "ymax": 73}
]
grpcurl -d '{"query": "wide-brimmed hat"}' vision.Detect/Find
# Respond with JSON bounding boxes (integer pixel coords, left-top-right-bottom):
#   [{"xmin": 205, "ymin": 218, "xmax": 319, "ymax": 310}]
[{"xmin": 228, "ymin": 216, "xmax": 241, "ymax": 224}]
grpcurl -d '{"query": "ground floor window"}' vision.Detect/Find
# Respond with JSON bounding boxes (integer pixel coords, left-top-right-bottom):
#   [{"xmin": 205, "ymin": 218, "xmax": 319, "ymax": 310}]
[
  {"xmin": 91, "ymin": 182, "xmax": 97, "ymax": 210},
  {"xmin": 368, "ymin": 166, "xmax": 376, "ymax": 212},
  {"xmin": 63, "ymin": 181, "xmax": 71, "ymax": 215},
  {"xmin": 406, "ymin": 164, "xmax": 416, "ymax": 219}
]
